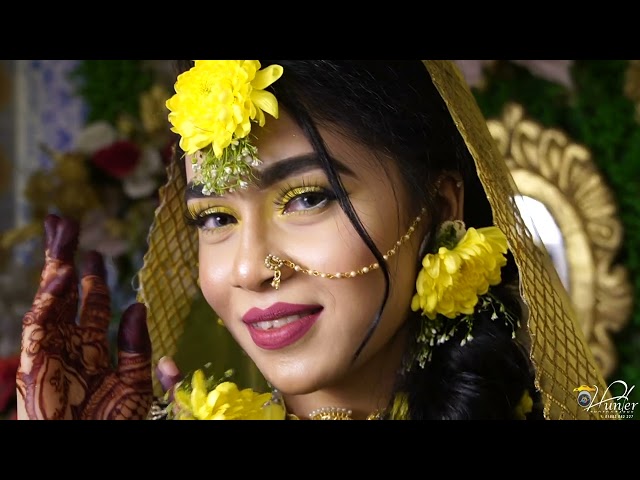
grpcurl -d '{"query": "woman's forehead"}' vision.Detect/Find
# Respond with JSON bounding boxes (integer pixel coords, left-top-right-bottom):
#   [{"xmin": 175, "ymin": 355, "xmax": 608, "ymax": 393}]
[
  {"xmin": 252, "ymin": 110, "xmax": 315, "ymax": 166},
  {"xmin": 185, "ymin": 110, "xmax": 311, "ymax": 184},
  {"xmin": 185, "ymin": 109, "xmax": 385, "ymax": 185}
]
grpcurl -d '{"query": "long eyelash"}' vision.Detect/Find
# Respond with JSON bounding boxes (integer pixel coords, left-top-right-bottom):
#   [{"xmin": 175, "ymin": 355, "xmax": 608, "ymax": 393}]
[
  {"xmin": 273, "ymin": 180, "xmax": 308, "ymax": 209},
  {"xmin": 184, "ymin": 205, "xmax": 237, "ymax": 232},
  {"xmin": 272, "ymin": 180, "xmax": 334, "ymax": 210},
  {"xmin": 184, "ymin": 212, "xmax": 203, "ymax": 228},
  {"xmin": 184, "ymin": 204, "xmax": 214, "ymax": 228}
]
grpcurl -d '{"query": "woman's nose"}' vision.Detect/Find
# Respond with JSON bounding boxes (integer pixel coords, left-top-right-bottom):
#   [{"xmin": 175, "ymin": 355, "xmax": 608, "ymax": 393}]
[{"xmin": 229, "ymin": 223, "xmax": 293, "ymax": 292}]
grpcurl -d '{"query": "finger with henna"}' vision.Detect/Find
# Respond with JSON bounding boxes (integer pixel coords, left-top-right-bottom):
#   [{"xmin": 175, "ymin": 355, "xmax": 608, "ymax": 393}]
[
  {"xmin": 17, "ymin": 215, "xmax": 82, "ymax": 419},
  {"xmin": 117, "ymin": 303, "xmax": 151, "ymax": 355},
  {"xmin": 24, "ymin": 215, "xmax": 80, "ymax": 328},
  {"xmin": 45, "ymin": 214, "xmax": 79, "ymax": 263},
  {"xmin": 79, "ymin": 250, "xmax": 111, "ymax": 331},
  {"xmin": 42, "ymin": 215, "xmax": 79, "ymax": 303},
  {"xmin": 38, "ymin": 215, "xmax": 79, "ymax": 297},
  {"xmin": 116, "ymin": 303, "xmax": 152, "ymax": 394}
]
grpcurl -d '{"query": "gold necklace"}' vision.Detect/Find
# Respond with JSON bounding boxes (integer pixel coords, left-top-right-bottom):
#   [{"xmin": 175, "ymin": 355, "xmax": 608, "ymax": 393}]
[
  {"xmin": 310, "ymin": 407, "xmax": 385, "ymax": 420},
  {"xmin": 286, "ymin": 406, "xmax": 385, "ymax": 420},
  {"xmin": 271, "ymin": 389, "xmax": 386, "ymax": 420}
]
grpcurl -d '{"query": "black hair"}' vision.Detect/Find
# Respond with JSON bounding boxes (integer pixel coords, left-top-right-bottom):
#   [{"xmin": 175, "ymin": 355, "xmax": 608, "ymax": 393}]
[{"xmin": 173, "ymin": 60, "xmax": 542, "ymax": 420}]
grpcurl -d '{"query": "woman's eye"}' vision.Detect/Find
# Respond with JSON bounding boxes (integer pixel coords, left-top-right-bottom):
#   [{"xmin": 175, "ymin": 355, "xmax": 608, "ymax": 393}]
[
  {"xmin": 201, "ymin": 212, "xmax": 237, "ymax": 229},
  {"xmin": 187, "ymin": 204, "xmax": 237, "ymax": 232},
  {"xmin": 283, "ymin": 191, "xmax": 330, "ymax": 214}
]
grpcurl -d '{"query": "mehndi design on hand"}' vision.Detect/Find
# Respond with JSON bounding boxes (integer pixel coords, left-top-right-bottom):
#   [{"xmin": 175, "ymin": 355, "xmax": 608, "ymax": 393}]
[{"xmin": 16, "ymin": 214, "xmax": 153, "ymax": 419}]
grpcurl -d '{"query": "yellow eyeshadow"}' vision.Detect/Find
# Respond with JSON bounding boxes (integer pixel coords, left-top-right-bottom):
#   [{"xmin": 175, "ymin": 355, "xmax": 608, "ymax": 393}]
[
  {"xmin": 279, "ymin": 185, "xmax": 323, "ymax": 203},
  {"xmin": 187, "ymin": 203, "xmax": 235, "ymax": 220}
]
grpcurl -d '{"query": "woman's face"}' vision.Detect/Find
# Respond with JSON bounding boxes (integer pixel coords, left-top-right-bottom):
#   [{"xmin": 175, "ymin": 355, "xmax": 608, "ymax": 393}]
[{"xmin": 184, "ymin": 110, "xmax": 428, "ymax": 395}]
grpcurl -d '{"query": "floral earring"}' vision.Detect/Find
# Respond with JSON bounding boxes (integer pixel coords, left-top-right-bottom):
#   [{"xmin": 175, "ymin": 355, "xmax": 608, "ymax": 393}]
[{"xmin": 409, "ymin": 220, "xmax": 519, "ymax": 368}]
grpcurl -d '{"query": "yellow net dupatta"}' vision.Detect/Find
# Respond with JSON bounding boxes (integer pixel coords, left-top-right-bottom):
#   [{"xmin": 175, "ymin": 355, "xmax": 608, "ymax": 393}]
[
  {"xmin": 136, "ymin": 158, "xmax": 199, "ymax": 396},
  {"xmin": 422, "ymin": 60, "xmax": 610, "ymax": 419},
  {"xmin": 137, "ymin": 60, "xmax": 611, "ymax": 418}
]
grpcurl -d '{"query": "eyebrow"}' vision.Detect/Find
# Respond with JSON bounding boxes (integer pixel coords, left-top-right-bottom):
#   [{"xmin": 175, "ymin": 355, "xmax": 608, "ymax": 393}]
[{"xmin": 185, "ymin": 152, "xmax": 355, "ymax": 201}]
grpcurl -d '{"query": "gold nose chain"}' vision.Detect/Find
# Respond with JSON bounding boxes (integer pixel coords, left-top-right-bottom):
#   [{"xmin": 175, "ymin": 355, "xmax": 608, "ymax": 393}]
[{"xmin": 264, "ymin": 208, "xmax": 427, "ymax": 290}]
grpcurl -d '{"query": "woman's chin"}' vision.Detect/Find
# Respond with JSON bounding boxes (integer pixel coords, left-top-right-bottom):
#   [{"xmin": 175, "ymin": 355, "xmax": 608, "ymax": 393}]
[{"xmin": 261, "ymin": 370, "xmax": 328, "ymax": 397}]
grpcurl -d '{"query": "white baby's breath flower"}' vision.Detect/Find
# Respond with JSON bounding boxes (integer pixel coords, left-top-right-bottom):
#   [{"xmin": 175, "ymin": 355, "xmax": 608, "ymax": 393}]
[
  {"xmin": 74, "ymin": 121, "xmax": 119, "ymax": 155},
  {"xmin": 123, "ymin": 146, "xmax": 164, "ymax": 199}
]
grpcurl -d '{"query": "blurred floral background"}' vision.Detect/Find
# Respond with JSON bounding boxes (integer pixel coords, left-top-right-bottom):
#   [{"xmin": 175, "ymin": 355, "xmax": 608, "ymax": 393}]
[
  {"xmin": 0, "ymin": 60, "xmax": 638, "ymax": 419},
  {"xmin": 0, "ymin": 60, "xmax": 176, "ymax": 419}
]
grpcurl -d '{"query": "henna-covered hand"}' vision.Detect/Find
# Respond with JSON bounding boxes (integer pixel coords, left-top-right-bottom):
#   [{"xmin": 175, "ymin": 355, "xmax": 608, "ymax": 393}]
[{"xmin": 16, "ymin": 214, "xmax": 153, "ymax": 420}]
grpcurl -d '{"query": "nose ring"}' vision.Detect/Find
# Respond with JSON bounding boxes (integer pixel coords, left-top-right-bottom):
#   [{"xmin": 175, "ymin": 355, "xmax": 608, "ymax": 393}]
[{"xmin": 264, "ymin": 254, "xmax": 284, "ymax": 290}]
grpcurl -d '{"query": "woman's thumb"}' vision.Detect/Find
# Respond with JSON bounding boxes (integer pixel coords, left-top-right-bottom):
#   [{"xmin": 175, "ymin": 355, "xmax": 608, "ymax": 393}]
[{"xmin": 156, "ymin": 356, "xmax": 182, "ymax": 395}]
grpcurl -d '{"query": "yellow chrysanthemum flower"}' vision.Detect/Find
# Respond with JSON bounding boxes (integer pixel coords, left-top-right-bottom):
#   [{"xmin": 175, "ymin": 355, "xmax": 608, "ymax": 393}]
[
  {"xmin": 411, "ymin": 225, "xmax": 508, "ymax": 320},
  {"xmin": 166, "ymin": 60, "xmax": 283, "ymax": 157},
  {"xmin": 170, "ymin": 369, "xmax": 286, "ymax": 420}
]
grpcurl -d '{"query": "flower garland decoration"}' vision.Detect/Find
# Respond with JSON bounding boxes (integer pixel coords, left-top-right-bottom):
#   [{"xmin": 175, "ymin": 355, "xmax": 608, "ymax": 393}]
[
  {"xmin": 410, "ymin": 220, "xmax": 519, "ymax": 367},
  {"xmin": 167, "ymin": 367, "xmax": 285, "ymax": 420},
  {"xmin": 165, "ymin": 60, "xmax": 284, "ymax": 196}
]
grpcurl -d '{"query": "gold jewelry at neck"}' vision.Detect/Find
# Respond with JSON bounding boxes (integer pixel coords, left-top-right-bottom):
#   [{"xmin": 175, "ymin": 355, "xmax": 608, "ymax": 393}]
[
  {"xmin": 291, "ymin": 406, "xmax": 384, "ymax": 420},
  {"xmin": 309, "ymin": 407, "xmax": 353, "ymax": 420},
  {"xmin": 265, "ymin": 207, "xmax": 427, "ymax": 290},
  {"xmin": 269, "ymin": 390, "xmax": 386, "ymax": 420}
]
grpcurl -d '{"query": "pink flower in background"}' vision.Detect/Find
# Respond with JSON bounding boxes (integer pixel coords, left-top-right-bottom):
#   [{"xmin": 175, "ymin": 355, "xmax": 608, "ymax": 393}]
[
  {"xmin": 511, "ymin": 60, "xmax": 574, "ymax": 89},
  {"xmin": 454, "ymin": 60, "xmax": 497, "ymax": 88},
  {"xmin": 455, "ymin": 60, "xmax": 574, "ymax": 90}
]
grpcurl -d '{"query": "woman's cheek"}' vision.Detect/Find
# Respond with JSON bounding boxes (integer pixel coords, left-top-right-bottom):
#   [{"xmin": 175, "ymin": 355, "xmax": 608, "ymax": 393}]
[{"xmin": 198, "ymin": 249, "xmax": 231, "ymax": 315}]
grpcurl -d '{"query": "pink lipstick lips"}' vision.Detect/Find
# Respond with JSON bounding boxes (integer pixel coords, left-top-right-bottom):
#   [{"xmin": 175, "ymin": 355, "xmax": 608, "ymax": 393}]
[{"xmin": 242, "ymin": 302, "xmax": 323, "ymax": 350}]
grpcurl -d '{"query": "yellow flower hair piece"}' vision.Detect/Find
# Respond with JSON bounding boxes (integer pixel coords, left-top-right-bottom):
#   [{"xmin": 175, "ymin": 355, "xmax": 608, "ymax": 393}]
[
  {"xmin": 166, "ymin": 60, "xmax": 284, "ymax": 196},
  {"xmin": 168, "ymin": 368, "xmax": 286, "ymax": 420},
  {"xmin": 410, "ymin": 220, "xmax": 518, "ymax": 368}
]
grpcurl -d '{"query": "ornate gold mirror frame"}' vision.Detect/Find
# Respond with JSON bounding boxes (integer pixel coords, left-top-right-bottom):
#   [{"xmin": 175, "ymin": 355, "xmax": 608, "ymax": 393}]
[{"xmin": 487, "ymin": 103, "xmax": 633, "ymax": 379}]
